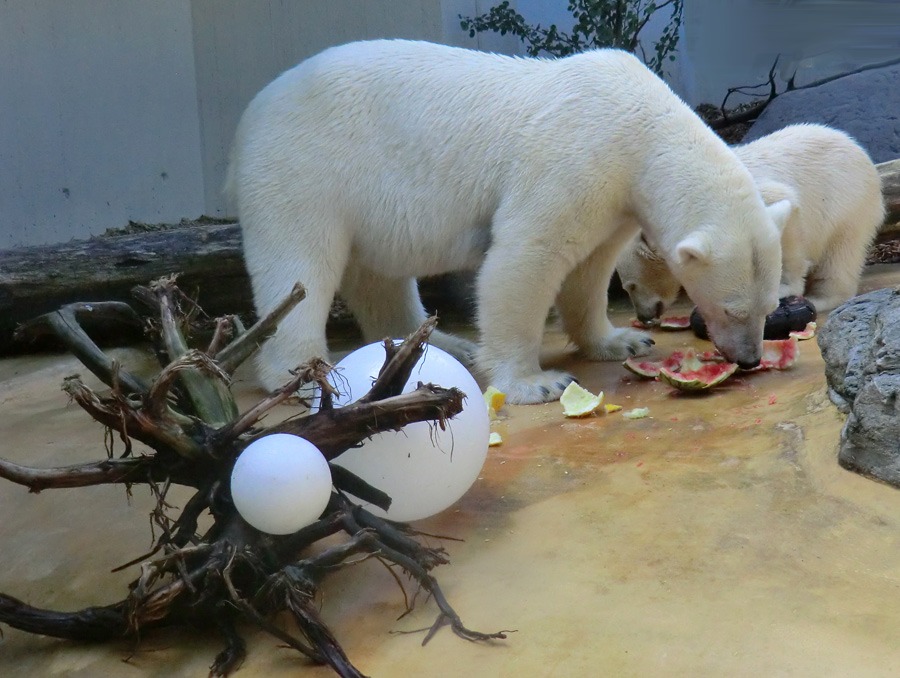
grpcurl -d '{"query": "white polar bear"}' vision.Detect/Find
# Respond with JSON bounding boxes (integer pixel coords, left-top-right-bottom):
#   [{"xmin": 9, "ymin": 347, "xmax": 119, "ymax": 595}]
[
  {"xmin": 227, "ymin": 39, "xmax": 791, "ymax": 404},
  {"xmin": 617, "ymin": 123, "xmax": 885, "ymax": 322}
]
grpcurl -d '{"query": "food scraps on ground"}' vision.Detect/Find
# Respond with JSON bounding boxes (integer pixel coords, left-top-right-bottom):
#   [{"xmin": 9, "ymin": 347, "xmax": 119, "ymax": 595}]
[
  {"xmin": 560, "ymin": 382, "xmax": 605, "ymax": 417},
  {"xmin": 622, "ymin": 407, "xmax": 651, "ymax": 419},
  {"xmin": 623, "ymin": 349, "xmax": 724, "ymax": 379},
  {"xmin": 659, "ymin": 316, "xmax": 691, "ymax": 330},
  {"xmin": 623, "ymin": 339, "xmax": 800, "ymax": 392},
  {"xmin": 483, "ymin": 385, "xmax": 506, "ymax": 420},
  {"xmin": 604, "ymin": 403, "xmax": 623, "ymax": 413},
  {"xmin": 658, "ymin": 359, "xmax": 738, "ymax": 391},
  {"xmin": 757, "ymin": 337, "xmax": 800, "ymax": 370},
  {"xmin": 488, "ymin": 432, "xmax": 503, "ymax": 446},
  {"xmin": 631, "ymin": 316, "xmax": 691, "ymax": 331},
  {"xmin": 789, "ymin": 321, "xmax": 817, "ymax": 340}
]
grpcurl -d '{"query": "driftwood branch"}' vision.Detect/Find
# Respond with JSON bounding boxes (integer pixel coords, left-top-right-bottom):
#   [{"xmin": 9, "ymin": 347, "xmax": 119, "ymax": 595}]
[
  {"xmin": 0, "ymin": 594, "xmax": 132, "ymax": 642},
  {"xmin": 214, "ymin": 282, "xmax": 307, "ymax": 374},
  {"xmin": 268, "ymin": 384, "xmax": 466, "ymax": 461},
  {"xmin": 0, "ymin": 456, "xmax": 169, "ymax": 492},
  {"xmin": 15, "ymin": 302, "xmax": 148, "ymax": 395},
  {"xmin": 0, "ymin": 280, "xmax": 503, "ymax": 676},
  {"xmin": 710, "ymin": 54, "xmax": 900, "ymax": 132},
  {"xmin": 358, "ymin": 318, "xmax": 437, "ymax": 403}
]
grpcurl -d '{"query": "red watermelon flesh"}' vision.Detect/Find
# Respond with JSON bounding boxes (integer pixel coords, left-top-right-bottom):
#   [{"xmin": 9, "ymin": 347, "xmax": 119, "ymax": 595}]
[{"xmin": 659, "ymin": 316, "xmax": 691, "ymax": 330}]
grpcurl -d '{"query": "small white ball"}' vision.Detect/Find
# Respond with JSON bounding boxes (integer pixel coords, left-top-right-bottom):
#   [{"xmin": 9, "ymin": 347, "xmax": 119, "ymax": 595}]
[
  {"xmin": 231, "ymin": 433, "xmax": 333, "ymax": 535},
  {"xmin": 327, "ymin": 342, "xmax": 489, "ymax": 522}
]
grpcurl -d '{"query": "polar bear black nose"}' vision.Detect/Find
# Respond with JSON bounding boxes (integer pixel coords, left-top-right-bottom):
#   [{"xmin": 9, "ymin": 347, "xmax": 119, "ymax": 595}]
[{"xmin": 737, "ymin": 358, "xmax": 761, "ymax": 370}]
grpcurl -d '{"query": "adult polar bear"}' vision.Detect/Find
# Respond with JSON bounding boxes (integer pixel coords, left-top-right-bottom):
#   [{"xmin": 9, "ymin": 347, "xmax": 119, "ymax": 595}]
[{"xmin": 228, "ymin": 40, "xmax": 790, "ymax": 404}]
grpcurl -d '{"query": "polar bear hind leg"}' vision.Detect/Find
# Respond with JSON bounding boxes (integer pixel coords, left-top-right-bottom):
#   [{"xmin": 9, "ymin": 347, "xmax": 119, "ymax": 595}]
[
  {"xmin": 245, "ymin": 214, "xmax": 352, "ymax": 392},
  {"xmin": 338, "ymin": 264, "xmax": 479, "ymax": 366}
]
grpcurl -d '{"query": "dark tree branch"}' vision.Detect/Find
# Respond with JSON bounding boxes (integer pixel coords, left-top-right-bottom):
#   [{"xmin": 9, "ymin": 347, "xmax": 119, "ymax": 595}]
[
  {"xmin": 338, "ymin": 503, "xmax": 511, "ymax": 645},
  {"xmin": 15, "ymin": 303, "xmax": 148, "ymax": 395},
  {"xmin": 0, "ymin": 594, "xmax": 131, "ymax": 641},
  {"xmin": 209, "ymin": 611, "xmax": 247, "ymax": 678},
  {"xmin": 214, "ymin": 282, "xmax": 307, "ymax": 375},
  {"xmin": 1, "ymin": 283, "xmax": 507, "ymax": 677},
  {"xmin": 267, "ymin": 385, "xmax": 466, "ymax": 461},
  {"xmin": 711, "ymin": 54, "xmax": 900, "ymax": 131},
  {"xmin": 329, "ymin": 465, "xmax": 393, "ymax": 512},
  {"xmin": 63, "ymin": 376, "xmax": 206, "ymax": 460},
  {"xmin": 358, "ymin": 317, "xmax": 437, "ymax": 403},
  {"xmin": 0, "ymin": 455, "xmax": 189, "ymax": 492},
  {"xmin": 213, "ymin": 358, "xmax": 333, "ymax": 442},
  {"xmin": 150, "ymin": 277, "xmax": 237, "ymax": 426}
]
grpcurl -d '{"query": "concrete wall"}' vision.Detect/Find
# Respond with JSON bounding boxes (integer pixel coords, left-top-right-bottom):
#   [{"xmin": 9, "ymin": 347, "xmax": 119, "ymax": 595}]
[
  {"xmin": 0, "ymin": 0, "xmax": 206, "ymax": 248},
  {"xmin": 191, "ymin": 0, "xmax": 452, "ymax": 219},
  {"xmin": 2, "ymin": 0, "xmax": 894, "ymax": 247}
]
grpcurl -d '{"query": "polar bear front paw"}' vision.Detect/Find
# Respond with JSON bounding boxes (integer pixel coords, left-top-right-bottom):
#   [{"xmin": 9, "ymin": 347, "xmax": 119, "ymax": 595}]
[
  {"xmin": 494, "ymin": 370, "xmax": 577, "ymax": 405},
  {"xmin": 579, "ymin": 327, "xmax": 654, "ymax": 361}
]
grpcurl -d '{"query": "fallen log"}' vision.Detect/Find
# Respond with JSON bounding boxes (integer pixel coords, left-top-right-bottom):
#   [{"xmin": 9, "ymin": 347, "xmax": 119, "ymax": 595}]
[{"xmin": 0, "ymin": 222, "xmax": 251, "ymax": 353}]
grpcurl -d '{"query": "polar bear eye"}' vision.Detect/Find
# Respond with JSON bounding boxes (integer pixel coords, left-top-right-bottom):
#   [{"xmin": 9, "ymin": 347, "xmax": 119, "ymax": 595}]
[{"xmin": 724, "ymin": 308, "xmax": 748, "ymax": 321}]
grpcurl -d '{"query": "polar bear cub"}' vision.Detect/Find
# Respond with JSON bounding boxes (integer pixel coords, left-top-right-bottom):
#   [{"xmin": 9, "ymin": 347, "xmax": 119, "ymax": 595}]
[
  {"xmin": 617, "ymin": 124, "xmax": 885, "ymax": 322},
  {"xmin": 228, "ymin": 40, "xmax": 791, "ymax": 404}
]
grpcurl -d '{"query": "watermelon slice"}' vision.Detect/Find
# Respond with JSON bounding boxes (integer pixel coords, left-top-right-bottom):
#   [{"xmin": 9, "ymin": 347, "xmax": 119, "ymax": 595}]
[
  {"xmin": 758, "ymin": 338, "xmax": 800, "ymax": 370},
  {"xmin": 623, "ymin": 350, "xmax": 686, "ymax": 378},
  {"xmin": 659, "ymin": 316, "xmax": 691, "ymax": 331},
  {"xmin": 789, "ymin": 321, "xmax": 817, "ymax": 341},
  {"xmin": 658, "ymin": 361, "xmax": 739, "ymax": 391},
  {"xmin": 625, "ymin": 348, "xmax": 739, "ymax": 391}
]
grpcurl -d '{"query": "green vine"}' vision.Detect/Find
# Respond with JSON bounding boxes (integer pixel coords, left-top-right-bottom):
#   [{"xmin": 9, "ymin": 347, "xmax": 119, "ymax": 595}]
[{"xmin": 460, "ymin": 0, "xmax": 683, "ymax": 75}]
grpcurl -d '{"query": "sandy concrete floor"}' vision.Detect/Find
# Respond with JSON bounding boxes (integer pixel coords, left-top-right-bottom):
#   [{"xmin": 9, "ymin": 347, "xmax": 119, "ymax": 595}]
[{"xmin": 2, "ymin": 267, "xmax": 900, "ymax": 678}]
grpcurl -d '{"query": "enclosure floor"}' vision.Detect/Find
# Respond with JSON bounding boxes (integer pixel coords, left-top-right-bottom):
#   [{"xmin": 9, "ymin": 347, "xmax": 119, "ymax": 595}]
[{"xmin": 2, "ymin": 266, "xmax": 900, "ymax": 678}]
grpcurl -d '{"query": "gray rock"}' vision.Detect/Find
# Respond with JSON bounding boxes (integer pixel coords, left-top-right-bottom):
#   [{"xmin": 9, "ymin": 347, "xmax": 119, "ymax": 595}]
[
  {"xmin": 818, "ymin": 286, "xmax": 900, "ymax": 486},
  {"xmin": 744, "ymin": 63, "xmax": 900, "ymax": 163}
]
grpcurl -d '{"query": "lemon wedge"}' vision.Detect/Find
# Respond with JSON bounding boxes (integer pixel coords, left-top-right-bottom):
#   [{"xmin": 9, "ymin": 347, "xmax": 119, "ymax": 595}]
[
  {"xmin": 604, "ymin": 403, "xmax": 623, "ymax": 413},
  {"xmin": 488, "ymin": 432, "xmax": 503, "ymax": 447},
  {"xmin": 483, "ymin": 386, "xmax": 506, "ymax": 420},
  {"xmin": 560, "ymin": 382, "xmax": 604, "ymax": 418}
]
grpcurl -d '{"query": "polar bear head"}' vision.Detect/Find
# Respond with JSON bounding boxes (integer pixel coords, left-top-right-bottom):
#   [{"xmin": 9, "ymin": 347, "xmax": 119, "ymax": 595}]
[
  {"xmin": 619, "ymin": 182, "xmax": 799, "ymax": 326},
  {"xmin": 668, "ymin": 199, "xmax": 792, "ymax": 369},
  {"xmin": 617, "ymin": 234, "xmax": 682, "ymax": 324}
]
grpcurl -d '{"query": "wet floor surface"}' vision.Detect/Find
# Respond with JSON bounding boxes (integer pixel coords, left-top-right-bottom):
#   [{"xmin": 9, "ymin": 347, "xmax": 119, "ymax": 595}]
[{"xmin": 2, "ymin": 267, "xmax": 900, "ymax": 677}]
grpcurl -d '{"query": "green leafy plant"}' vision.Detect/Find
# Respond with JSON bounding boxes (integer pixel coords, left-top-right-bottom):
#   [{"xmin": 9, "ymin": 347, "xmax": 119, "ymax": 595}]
[{"xmin": 460, "ymin": 0, "xmax": 683, "ymax": 75}]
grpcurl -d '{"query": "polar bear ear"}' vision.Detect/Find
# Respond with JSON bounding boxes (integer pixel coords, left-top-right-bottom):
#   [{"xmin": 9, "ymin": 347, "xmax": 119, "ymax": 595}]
[
  {"xmin": 675, "ymin": 231, "xmax": 711, "ymax": 266},
  {"xmin": 757, "ymin": 180, "xmax": 797, "ymax": 208},
  {"xmin": 765, "ymin": 198, "xmax": 793, "ymax": 235}
]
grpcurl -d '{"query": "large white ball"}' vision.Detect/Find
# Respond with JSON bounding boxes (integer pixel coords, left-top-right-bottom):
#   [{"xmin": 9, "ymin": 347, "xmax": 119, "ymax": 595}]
[
  {"xmin": 328, "ymin": 342, "xmax": 489, "ymax": 522},
  {"xmin": 231, "ymin": 433, "xmax": 333, "ymax": 535}
]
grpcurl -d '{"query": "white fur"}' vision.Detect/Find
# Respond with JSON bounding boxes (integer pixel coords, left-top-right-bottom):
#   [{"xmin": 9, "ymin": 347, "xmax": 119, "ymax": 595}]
[
  {"xmin": 617, "ymin": 123, "xmax": 885, "ymax": 321},
  {"xmin": 227, "ymin": 39, "xmax": 787, "ymax": 403}
]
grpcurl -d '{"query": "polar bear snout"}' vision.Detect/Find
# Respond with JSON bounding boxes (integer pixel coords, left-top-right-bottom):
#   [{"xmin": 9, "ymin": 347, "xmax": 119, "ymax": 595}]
[
  {"xmin": 718, "ymin": 341, "xmax": 763, "ymax": 371},
  {"xmin": 634, "ymin": 299, "xmax": 666, "ymax": 324},
  {"xmin": 704, "ymin": 318, "xmax": 764, "ymax": 370}
]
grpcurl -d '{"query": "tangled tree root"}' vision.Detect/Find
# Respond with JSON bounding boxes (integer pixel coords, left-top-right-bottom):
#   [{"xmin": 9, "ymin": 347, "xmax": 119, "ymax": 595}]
[{"xmin": 0, "ymin": 276, "xmax": 509, "ymax": 677}]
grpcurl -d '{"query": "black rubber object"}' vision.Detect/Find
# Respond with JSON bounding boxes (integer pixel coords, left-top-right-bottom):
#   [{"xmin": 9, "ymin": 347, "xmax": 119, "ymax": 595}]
[{"xmin": 690, "ymin": 295, "xmax": 817, "ymax": 341}]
